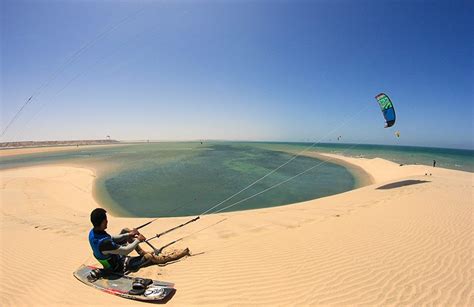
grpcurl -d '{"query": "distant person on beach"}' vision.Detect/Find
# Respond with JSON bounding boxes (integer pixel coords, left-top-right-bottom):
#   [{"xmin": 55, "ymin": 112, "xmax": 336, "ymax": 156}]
[
  {"xmin": 433, "ymin": 160, "xmax": 436, "ymax": 167},
  {"xmin": 88, "ymin": 208, "xmax": 189, "ymax": 273}
]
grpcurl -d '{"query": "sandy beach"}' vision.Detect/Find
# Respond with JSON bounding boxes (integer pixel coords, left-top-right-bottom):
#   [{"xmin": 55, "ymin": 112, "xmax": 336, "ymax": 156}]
[{"xmin": 0, "ymin": 151, "xmax": 472, "ymax": 306}]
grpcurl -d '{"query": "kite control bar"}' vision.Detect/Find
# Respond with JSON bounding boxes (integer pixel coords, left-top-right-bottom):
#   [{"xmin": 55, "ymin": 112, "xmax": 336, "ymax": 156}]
[
  {"xmin": 134, "ymin": 215, "xmax": 200, "ymax": 254},
  {"xmin": 139, "ymin": 217, "xmax": 198, "ymax": 254}
]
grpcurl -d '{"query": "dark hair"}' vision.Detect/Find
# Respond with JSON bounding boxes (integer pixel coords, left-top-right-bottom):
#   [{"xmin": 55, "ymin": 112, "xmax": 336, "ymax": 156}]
[{"xmin": 90, "ymin": 208, "xmax": 107, "ymax": 227}]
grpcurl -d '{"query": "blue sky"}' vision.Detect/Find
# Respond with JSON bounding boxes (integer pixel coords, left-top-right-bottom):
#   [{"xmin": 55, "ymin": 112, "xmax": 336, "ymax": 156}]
[{"xmin": 1, "ymin": 0, "xmax": 473, "ymax": 149}]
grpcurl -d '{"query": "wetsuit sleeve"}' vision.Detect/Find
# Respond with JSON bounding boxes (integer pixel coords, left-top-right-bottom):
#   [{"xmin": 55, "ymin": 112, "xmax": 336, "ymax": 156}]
[
  {"xmin": 111, "ymin": 233, "xmax": 130, "ymax": 242},
  {"xmin": 102, "ymin": 239, "xmax": 140, "ymax": 256}
]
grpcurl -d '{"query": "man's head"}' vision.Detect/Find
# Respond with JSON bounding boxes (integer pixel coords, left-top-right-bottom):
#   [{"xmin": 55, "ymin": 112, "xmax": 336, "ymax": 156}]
[{"xmin": 90, "ymin": 208, "xmax": 108, "ymax": 230}]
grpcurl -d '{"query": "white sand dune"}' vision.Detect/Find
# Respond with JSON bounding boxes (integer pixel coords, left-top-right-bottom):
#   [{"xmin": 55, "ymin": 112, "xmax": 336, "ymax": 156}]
[{"xmin": 0, "ymin": 153, "xmax": 472, "ymax": 306}]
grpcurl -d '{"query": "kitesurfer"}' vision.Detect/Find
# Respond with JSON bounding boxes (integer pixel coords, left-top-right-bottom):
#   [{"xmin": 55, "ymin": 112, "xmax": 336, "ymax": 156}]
[
  {"xmin": 89, "ymin": 208, "xmax": 146, "ymax": 272},
  {"xmin": 89, "ymin": 208, "xmax": 190, "ymax": 272}
]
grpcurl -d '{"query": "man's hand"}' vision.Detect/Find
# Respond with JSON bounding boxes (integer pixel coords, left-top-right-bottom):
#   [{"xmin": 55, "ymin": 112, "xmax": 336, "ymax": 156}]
[
  {"xmin": 129, "ymin": 228, "xmax": 139, "ymax": 237},
  {"xmin": 137, "ymin": 234, "xmax": 146, "ymax": 242}
]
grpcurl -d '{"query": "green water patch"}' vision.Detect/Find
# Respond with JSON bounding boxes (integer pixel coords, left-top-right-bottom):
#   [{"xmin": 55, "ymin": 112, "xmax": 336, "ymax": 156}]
[{"xmin": 95, "ymin": 143, "xmax": 356, "ymax": 217}]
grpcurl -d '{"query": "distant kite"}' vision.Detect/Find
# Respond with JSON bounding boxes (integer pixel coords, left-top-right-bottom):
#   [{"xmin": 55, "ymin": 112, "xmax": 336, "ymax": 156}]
[
  {"xmin": 375, "ymin": 93, "xmax": 396, "ymax": 128},
  {"xmin": 395, "ymin": 131, "xmax": 400, "ymax": 138}
]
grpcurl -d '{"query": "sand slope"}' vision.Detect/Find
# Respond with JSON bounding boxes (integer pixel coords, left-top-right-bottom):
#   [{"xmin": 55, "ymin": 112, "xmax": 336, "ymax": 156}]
[{"xmin": 0, "ymin": 156, "xmax": 472, "ymax": 306}]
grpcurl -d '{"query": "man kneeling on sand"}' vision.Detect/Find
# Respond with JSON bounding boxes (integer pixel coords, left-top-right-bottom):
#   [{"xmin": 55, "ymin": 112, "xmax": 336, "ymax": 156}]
[{"xmin": 88, "ymin": 208, "xmax": 190, "ymax": 272}]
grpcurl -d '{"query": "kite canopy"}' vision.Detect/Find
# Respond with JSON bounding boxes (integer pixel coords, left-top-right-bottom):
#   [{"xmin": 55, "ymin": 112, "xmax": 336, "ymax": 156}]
[{"xmin": 375, "ymin": 93, "xmax": 396, "ymax": 128}]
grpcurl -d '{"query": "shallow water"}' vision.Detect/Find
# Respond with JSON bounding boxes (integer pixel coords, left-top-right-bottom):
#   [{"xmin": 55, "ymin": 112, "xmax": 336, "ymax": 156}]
[{"xmin": 93, "ymin": 143, "xmax": 356, "ymax": 217}]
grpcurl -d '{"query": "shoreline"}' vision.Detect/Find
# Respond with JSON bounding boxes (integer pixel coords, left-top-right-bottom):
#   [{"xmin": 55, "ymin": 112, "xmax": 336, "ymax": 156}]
[{"xmin": 1, "ymin": 149, "xmax": 472, "ymax": 305}]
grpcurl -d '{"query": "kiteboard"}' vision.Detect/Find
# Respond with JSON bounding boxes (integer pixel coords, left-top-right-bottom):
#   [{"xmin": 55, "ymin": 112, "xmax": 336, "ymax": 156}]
[{"xmin": 73, "ymin": 265, "xmax": 175, "ymax": 302}]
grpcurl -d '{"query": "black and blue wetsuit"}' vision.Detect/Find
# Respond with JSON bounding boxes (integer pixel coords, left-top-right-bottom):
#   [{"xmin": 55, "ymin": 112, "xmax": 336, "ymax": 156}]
[{"xmin": 88, "ymin": 229, "xmax": 124, "ymax": 270}]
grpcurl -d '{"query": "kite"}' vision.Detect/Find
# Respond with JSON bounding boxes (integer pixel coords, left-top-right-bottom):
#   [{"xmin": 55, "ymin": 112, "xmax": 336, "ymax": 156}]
[{"xmin": 375, "ymin": 93, "xmax": 396, "ymax": 128}]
